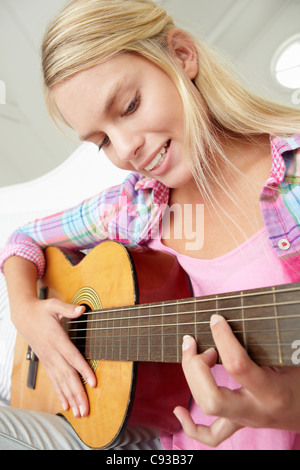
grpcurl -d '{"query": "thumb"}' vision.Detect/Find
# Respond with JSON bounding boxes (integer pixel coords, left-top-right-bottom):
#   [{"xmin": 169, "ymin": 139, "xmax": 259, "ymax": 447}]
[{"xmin": 46, "ymin": 298, "xmax": 86, "ymax": 321}]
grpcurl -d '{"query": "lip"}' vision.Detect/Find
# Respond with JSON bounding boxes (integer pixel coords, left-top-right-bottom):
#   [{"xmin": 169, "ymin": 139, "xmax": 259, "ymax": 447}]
[
  {"xmin": 150, "ymin": 139, "xmax": 172, "ymax": 176},
  {"xmin": 139, "ymin": 140, "xmax": 171, "ymax": 173}
]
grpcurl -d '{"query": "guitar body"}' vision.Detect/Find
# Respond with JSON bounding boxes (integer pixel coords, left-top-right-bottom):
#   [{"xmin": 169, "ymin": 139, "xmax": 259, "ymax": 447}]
[{"xmin": 11, "ymin": 241, "xmax": 193, "ymax": 449}]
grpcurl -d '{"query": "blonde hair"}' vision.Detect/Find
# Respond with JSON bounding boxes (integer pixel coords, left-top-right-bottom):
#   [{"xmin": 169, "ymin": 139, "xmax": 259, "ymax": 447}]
[{"xmin": 42, "ymin": 0, "xmax": 300, "ymax": 199}]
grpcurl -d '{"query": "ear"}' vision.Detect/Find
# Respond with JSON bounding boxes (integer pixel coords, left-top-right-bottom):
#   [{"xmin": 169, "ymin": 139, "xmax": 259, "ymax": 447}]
[{"xmin": 167, "ymin": 29, "xmax": 198, "ymax": 80}]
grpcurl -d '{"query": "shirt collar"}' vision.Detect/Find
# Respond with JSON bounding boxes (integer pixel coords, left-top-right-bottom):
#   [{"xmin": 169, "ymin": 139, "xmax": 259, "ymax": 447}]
[
  {"xmin": 267, "ymin": 134, "xmax": 300, "ymax": 185},
  {"xmin": 134, "ymin": 134, "xmax": 300, "ymax": 195},
  {"xmin": 134, "ymin": 176, "xmax": 169, "ymax": 205}
]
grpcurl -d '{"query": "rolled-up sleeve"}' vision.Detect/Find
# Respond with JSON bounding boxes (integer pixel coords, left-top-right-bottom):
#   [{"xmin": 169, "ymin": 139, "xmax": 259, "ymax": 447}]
[{"xmin": 0, "ymin": 173, "xmax": 169, "ymax": 278}]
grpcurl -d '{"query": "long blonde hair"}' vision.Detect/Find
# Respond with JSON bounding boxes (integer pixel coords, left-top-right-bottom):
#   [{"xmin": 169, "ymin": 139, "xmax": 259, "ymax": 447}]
[{"xmin": 42, "ymin": 0, "xmax": 300, "ymax": 199}]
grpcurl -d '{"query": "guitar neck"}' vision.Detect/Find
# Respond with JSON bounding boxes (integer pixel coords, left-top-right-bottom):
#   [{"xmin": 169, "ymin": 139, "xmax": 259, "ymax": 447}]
[{"xmin": 67, "ymin": 282, "xmax": 300, "ymax": 367}]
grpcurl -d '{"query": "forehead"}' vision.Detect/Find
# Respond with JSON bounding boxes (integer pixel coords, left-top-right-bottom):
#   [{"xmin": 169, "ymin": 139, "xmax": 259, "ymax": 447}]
[
  {"xmin": 54, "ymin": 54, "xmax": 134, "ymax": 101},
  {"xmin": 52, "ymin": 53, "xmax": 154, "ymax": 132}
]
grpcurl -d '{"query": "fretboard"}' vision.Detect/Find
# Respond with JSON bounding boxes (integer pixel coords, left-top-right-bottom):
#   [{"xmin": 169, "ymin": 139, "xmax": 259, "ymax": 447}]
[{"xmin": 67, "ymin": 282, "xmax": 300, "ymax": 367}]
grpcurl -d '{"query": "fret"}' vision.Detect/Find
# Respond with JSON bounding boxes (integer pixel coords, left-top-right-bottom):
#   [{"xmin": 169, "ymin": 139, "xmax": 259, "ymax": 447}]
[
  {"xmin": 119, "ymin": 306, "xmax": 129, "ymax": 361},
  {"xmin": 138, "ymin": 304, "xmax": 150, "ymax": 361},
  {"xmin": 193, "ymin": 299, "xmax": 197, "ymax": 348},
  {"xmin": 136, "ymin": 306, "xmax": 140, "ymax": 362},
  {"xmin": 273, "ymin": 284, "xmax": 299, "ymax": 365},
  {"xmin": 83, "ymin": 310, "xmax": 91, "ymax": 359},
  {"xmin": 241, "ymin": 287, "xmax": 279, "ymax": 365},
  {"xmin": 162, "ymin": 299, "xmax": 178, "ymax": 363},
  {"xmin": 217, "ymin": 292, "xmax": 246, "ymax": 362},
  {"xmin": 161, "ymin": 303, "xmax": 164, "ymax": 362},
  {"xmin": 177, "ymin": 298, "xmax": 195, "ymax": 361},
  {"xmin": 148, "ymin": 304, "xmax": 151, "ymax": 361},
  {"xmin": 272, "ymin": 287, "xmax": 283, "ymax": 366},
  {"xmin": 103, "ymin": 308, "xmax": 109, "ymax": 360},
  {"xmin": 119, "ymin": 308, "xmax": 124, "ymax": 361},
  {"xmin": 111, "ymin": 306, "xmax": 117, "ymax": 360},
  {"xmin": 76, "ymin": 313, "xmax": 87, "ymax": 360},
  {"xmin": 128, "ymin": 303, "xmax": 138, "ymax": 361},
  {"xmin": 240, "ymin": 293, "xmax": 247, "ymax": 351},
  {"xmin": 194, "ymin": 297, "xmax": 214, "ymax": 355},
  {"xmin": 149, "ymin": 302, "xmax": 163, "ymax": 362},
  {"xmin": 176, "ymin": 300, "xmax": 179, "ymax": 363},
  {"xmin": 127, "ymin": 306, "xmax": 130, "ymax": 362}
]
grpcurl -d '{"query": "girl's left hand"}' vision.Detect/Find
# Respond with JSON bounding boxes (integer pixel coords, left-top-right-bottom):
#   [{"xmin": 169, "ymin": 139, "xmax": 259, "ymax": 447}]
[{"xmin": 173, "ymin": 314, "xmax": 300, "ymax": 447}]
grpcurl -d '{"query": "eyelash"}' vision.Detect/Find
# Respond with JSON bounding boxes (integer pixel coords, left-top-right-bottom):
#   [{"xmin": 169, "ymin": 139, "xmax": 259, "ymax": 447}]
[{"xmin": 98, "ymin": 95, "xmax": 141, "ymax": 152}]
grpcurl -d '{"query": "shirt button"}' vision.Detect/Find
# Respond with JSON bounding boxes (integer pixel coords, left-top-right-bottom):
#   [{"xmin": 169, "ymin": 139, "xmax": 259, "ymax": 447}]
[{"xmin": 278, "ymin": 239, "xmax": 291, "ymax": 251}]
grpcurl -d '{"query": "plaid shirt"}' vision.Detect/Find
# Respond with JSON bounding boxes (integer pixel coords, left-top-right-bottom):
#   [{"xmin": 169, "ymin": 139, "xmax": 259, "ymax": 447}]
[{"xmin": 1, "ymin": 135, "xmax": 300, "ymax": 278}]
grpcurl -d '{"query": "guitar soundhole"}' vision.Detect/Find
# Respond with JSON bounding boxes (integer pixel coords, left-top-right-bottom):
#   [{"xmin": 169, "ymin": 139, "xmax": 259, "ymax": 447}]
[{"xmin": 69, "ymin": 287, "xmax": 102, "ymax": 371}]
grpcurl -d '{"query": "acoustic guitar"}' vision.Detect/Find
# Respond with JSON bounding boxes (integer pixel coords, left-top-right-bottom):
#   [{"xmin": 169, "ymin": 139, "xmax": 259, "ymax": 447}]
[{"xmin": 11, "ymin": 241, "xmax": 300, "ymax": 449}]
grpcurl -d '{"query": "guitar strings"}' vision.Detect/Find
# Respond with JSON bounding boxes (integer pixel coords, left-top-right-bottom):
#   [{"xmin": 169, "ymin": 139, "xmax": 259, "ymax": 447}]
[
  {"xmin": 66, "ymin": 313, "xmax": 300, "ymax": 335},
  {"xmin": 67, "ymin": 301, "xmax": 300, "ymax": 331},
  {"xmin": 69, "ymin": 285, "xmax": 300, "ymax": 325},
  {"xmin": 69, "ymin": 326, "xmax": 299, "ymax": 342}
]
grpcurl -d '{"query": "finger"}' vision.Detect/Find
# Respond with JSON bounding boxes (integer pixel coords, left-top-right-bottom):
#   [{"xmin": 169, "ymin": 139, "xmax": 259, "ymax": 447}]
[
  {"xmin": 181, "ymin": 336, "xmax": 220, "ymax": 411},
  {"xmin": 59, "ymin": 334, "xmax": 97, "ymax": 389},
  {"xmin": 181, "ymin": 335, "xmax": 257, "ymax": 423},
  {"xmin": 182, "ymin": 335, "xmax": 218, "ymax": 377},
  {"xmin": 182, "ymin": 335, "xmax": 217, "ymax": 365},
  {"xmin": 62, "ymin": 374, "xmax": 90, "ymax": 418},
  {"xmin": 48, "ymin": 356, "xmax": 91, "ymax": 418},
  {"xmin": 182, "ymin": 335, "xmax": 198, "ymax": 355},
  {"xmin": 210, "ymin": 314, "xmax": 268, "ymax": 394},
  {"xmin": 173, "ymin": 406, "xmax": 243, "ymax": 448},
  {"xmin": 46, "ymin": 298, "xmax": 85, "ymax": 321},
  {"xmin": 44, "ymin": 304, "xmax": 97, "ymax": 389}
]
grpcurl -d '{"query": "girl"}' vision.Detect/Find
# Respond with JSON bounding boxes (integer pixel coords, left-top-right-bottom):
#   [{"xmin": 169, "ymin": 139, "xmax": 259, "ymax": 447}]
[{"xmin": 1, "ymin": 0, "xmax": 300, "ymax": 450}]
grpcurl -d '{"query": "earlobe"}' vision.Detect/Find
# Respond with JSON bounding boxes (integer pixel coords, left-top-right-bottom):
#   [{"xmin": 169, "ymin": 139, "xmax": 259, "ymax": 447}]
[{"xmin": 167, "ymin": 29, "xmax": 198, "ymax": 79}]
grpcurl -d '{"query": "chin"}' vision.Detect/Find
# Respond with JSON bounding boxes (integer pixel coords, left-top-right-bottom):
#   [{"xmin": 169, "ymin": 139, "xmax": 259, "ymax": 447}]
[{"xmin": 160, "ymin": 170, "xmax": 194, "ymax": 189}]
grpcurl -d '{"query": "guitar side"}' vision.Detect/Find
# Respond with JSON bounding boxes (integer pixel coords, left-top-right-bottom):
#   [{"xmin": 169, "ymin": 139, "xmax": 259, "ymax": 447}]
[{"xmin": 11, "ymin": 241, "xmax": 192, "ymax": 449}]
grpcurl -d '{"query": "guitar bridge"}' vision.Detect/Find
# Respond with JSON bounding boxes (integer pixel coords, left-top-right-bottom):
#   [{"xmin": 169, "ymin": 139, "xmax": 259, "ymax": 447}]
[{"xmin": 26, "ymin": 346, "xmax": 39, "ymax": 390}]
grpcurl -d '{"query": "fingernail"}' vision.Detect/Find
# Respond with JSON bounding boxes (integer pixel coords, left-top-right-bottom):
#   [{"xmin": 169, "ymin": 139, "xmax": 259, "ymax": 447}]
[
  {"xmin": 72, "ymin": 407, "xmax": 79, "ymax": 418},
  {"xmin": 75, "ymin": 306, "xmax": 83, "ymax": 314},
  {"xmin": 62, "ymin": 402, "xmax": 68, "ymax": 412},
  {"xmin": 204, "ymin": 347, "xmax": 216, "ymax": 355},
  {"xmin": 79, "ymin": 405, "xmax": 85, "ymax": 418},
  {"xmin": 210, "ymin": 314, "xmax": 223, "ymax": 327},
  {"xmin": 87, "ymin": 378, "xmax": 95, "ymax": 388},
  {"xmin": 182, "ymin": 335, "xmax": 193, "ymax": 351},
  {"xmin": 173, "ymin": 409, "xmax": 182, "ymax": 424}
]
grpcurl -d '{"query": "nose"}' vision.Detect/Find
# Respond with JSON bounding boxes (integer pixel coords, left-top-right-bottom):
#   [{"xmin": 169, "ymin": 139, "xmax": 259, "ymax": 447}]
[{"xmin": 110, "ymin": 127, "xmax": 144, "ymax": 163}]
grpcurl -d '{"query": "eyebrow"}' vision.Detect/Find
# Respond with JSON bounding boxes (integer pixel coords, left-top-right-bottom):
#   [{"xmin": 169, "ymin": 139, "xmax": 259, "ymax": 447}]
[{"xmin": 80, "ymin": 80, "xmax": 124, "ymax": 142}]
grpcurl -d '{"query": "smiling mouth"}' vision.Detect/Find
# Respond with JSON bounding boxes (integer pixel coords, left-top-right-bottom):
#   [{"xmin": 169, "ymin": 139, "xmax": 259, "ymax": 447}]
[{"xmin": 144, "ymin": 140, "xmax": 171, "ymax": 172}]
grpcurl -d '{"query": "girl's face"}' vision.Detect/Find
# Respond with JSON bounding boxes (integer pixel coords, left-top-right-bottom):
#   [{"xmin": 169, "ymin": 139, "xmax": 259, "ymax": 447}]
[{"xmin": 54, "ymin": 51, "xmax": 197, "ymax": 188}]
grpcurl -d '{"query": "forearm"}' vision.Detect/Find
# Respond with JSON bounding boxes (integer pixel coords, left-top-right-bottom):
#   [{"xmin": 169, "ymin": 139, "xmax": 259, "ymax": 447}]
[{"xmin": 3, "ymin": 255, "xmax": 39, "ymax": 329}]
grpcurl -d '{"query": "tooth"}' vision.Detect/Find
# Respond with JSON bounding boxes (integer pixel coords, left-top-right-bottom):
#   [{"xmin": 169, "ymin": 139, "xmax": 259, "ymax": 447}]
[{"xmin": 145, "ymin": 143, "xmax": 168, "ymax": 171}]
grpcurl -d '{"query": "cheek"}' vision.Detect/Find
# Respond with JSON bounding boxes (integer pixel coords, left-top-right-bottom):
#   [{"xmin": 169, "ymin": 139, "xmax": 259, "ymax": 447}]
[{"xmin": 104, "ymin": 149, "xmax": 134, "ymax": 171}]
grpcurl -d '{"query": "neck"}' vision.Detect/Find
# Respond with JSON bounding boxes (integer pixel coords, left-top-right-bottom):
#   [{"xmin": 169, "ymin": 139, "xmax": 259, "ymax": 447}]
[{"xmin": 170, "ymin": 133, "xmax": 272, "ymax": 204}]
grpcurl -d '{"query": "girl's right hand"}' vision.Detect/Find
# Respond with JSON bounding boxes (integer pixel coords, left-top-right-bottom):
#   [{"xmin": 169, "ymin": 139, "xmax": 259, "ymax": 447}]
[
  {"xmin": 4, "ymin": 256, "xmax": 96, "ymax": 418},
  {"xmin": 14, "ymin": 297, "xmax": 97, "ymax": 418}
]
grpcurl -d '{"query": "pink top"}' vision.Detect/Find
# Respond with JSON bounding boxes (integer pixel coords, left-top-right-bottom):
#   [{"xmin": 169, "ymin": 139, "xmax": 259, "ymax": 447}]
[{"xmin": 147, "ymin": 228, "xmax": 300, "ymax": 450}]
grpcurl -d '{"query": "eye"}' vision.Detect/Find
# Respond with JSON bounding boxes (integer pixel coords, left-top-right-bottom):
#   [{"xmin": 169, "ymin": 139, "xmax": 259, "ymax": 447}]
[
  {"xmin": 123, "ymin": 95, "xmax": 140, "ymax": 116},
  {"xmin": 98, "ymin": 135, "xmax": 110, "ymax": 152}
]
